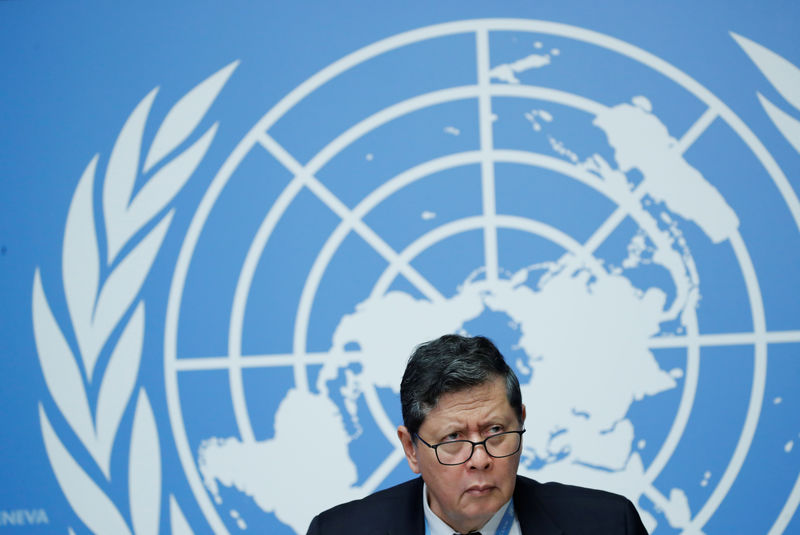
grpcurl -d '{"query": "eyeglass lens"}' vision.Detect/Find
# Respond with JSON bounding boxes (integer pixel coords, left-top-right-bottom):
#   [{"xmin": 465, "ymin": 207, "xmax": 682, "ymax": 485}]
[{"xmin": 436, "ymin": 432, "xmax": 521, "ymax": 465}]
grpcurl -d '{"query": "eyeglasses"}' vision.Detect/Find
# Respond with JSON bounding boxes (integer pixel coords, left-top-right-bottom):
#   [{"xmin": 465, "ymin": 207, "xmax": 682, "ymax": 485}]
[{"xmin": 415, "ymin": 430, "xmax": 526, "ymax": 466}]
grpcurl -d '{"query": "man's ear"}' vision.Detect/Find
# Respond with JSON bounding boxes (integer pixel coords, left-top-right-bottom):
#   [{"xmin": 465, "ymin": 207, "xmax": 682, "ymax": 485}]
[
  {"xmin": 397, "ymin": 426, "xmax": 421, "ymax": 474},
  {"xmin": 521, "ymin": 403, "xmax": 526, "ymax": 425}
]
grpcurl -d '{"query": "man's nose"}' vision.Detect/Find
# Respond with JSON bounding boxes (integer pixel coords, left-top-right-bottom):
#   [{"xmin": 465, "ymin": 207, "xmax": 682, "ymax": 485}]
[{"xmin": 468, "ymin": 442, "xmax": 492, "ymax": 469}]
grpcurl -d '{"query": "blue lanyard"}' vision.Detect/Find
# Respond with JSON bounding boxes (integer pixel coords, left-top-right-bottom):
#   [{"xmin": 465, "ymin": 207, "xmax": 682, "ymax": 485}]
[{"xmin": 424, "ymin": 501, "xmax": 515, "ymax": 535}]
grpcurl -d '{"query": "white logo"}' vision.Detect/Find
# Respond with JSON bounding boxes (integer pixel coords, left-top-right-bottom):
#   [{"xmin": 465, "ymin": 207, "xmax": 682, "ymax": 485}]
[
  {"xmin": 33, "ymin": 62, "xmax": 237, "ymax": 534},
  {"xmin": 36, "ymin": 19, "xmax": 800, "ymax": 535},
  {"xmin": 732, "ymin": 32, "xmax": 800, "ymax": 155},
  {"xmin": 166, "ymin": 20, "xmax": 800, "ymax": 534}
]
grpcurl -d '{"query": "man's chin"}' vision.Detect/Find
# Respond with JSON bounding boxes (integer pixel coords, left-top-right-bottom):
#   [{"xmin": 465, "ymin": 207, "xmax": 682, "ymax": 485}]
[{"xmin": 459, "ymin": 491, "xmax": 503, "ymax": 520}]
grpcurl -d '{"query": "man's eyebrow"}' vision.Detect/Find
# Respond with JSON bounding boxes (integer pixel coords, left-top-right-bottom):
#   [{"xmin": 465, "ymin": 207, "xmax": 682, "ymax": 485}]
[{"xmin": 439, "ymin": 413, "xmax": 513, "ymax": 432}]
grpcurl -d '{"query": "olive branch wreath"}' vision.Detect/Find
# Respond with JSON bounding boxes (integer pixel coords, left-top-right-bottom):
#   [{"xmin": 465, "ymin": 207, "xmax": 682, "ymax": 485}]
[
  {"xmin": 32, "ymin": 61, "xmax": 237, "ymax": 535},
  {"xmin": 732, "ymin": 32, "xmax": 800, "ymax": 155}
]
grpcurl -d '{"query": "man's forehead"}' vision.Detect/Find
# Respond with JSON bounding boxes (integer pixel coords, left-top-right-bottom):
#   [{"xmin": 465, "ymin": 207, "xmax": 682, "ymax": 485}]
[{"xmin": 423, "ymin": 378, "xmax": 513, "ymax": 424}]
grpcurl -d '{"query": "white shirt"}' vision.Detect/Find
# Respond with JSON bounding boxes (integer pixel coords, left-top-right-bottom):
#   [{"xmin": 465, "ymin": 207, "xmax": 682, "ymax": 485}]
[{"xmin": 422, "ymin": 482, "xmax": 522, "ymax": 535}]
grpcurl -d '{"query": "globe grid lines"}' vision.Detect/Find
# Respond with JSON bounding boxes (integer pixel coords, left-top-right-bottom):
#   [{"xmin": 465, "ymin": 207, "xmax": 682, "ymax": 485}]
[
  {"xmin": 175, "ymin": 137, "xmax": 789, "ymax": 528},
  {"xmin": 696, "ymin": 231, "xmax": 767, "ymax": 530},
  {"xmin": 207, "ymin": 97, "xmax": 756, "ymax": 534},
  {"xmin": 223, "ymin": 140, "xmax": 741, "ymax": 524},
  {"xmin": 774, "ymin": 474, "xmax": 800, "ymax": 535},
  {"xmin": 272, "ymin": 114, "xmax": 709, "ymax": 491},
  {"xmin": 171, "ymin": 327, "xmax": 800, "ymax": 372},
  {"xmin": 477, "ymin": 27, "xmax": 500, "ymax": 285},
  {"xmin": 162, "ymin": 19, "xmax": 800, "ymax": 534},
  {"xmin": 675, "ymin": 107, "xmax": 719, "ymax": 155},
  {"xmin": 240, "ymin": 78, "xmax": 621, "ymax": 451}
]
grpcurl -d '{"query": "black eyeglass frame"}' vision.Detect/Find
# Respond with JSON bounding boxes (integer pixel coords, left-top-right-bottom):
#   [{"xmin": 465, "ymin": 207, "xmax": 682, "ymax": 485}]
[{"xmin": 414, "ymin": 429, "xmax": 526, "ymax": 466}]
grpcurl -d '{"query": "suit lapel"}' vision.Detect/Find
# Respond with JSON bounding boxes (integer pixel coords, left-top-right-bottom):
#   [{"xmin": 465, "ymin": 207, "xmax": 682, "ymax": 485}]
[
  {"xmin": 386, "ymin": 477, "xmax": 425, "ymax": 535},
  {"xmin": 514, "ymin": 476, "xmax": 565, "ymax": 535}
]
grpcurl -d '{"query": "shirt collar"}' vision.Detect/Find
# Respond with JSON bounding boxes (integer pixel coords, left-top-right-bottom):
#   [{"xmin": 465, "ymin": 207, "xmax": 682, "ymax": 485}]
[{"xmin": 422, "ymin": 482, "xmax": 512, "ymax": 535}]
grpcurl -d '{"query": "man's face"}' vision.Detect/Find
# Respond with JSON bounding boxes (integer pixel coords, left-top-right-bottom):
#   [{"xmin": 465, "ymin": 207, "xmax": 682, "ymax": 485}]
[{"xmin": 397, "ymin": 376, "xmax": 525, "ymax": 534}]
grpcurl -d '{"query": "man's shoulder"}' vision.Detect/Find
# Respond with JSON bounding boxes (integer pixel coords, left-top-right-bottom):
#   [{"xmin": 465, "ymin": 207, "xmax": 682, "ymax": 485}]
[
  {"xmin": 330, "ymin": 477, "xmax": 422, "ymax": 511},
  {"xmin": 516, "ymin": 474, "xmax": 631, "ymax": 506},
  {"xmin": 306, "ymin": 478, "xmax": 423, "ymax": 534},
  {"xmin": 514, "ymin": 475, "xmax": 648, "ymax": 534}
]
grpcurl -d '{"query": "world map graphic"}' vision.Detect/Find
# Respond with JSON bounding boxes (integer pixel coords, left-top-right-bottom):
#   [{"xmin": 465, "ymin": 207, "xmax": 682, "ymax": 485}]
[
  {"xmin": 196, "ymin": 88, "xmax": 735, "ymax": 534},
  {"xmin": 157, "ymin": 20, "xmax": 800, "ymax": 535}
]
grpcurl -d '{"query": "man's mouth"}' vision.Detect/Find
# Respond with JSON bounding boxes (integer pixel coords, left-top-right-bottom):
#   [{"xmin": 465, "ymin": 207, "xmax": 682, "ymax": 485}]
[{"xmin": 465, "ymin": 484, "xmax": 494, "ymax": 496}]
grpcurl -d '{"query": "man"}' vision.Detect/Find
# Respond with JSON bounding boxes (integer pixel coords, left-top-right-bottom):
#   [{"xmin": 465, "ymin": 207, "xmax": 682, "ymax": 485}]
[{"xmin": 307, "ymin": 334, "xmax": 648, "ymax": 534}]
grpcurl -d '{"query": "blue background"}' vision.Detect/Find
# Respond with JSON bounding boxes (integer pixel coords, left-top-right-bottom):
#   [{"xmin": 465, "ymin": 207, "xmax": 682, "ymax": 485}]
[{"xmin": 2, "ymin": 1, "xmax": 799, "ymax": 533}]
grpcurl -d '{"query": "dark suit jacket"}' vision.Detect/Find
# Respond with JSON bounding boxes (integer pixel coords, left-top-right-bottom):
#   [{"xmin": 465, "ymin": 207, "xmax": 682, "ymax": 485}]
[{"xmin": 306, "ymin": 475, "xmax": 648, "ymax": 534}]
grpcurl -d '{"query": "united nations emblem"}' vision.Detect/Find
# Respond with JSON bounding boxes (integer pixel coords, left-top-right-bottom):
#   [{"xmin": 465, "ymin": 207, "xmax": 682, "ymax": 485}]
[{"xmin": 35, "ymin": 19, "xmax": 800, "ymax": 535}]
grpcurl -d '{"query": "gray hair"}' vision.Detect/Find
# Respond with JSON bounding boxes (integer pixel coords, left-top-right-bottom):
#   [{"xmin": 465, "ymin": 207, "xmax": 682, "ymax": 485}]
[{"xmin": 400, "ymin": 334, "xmax": 523, "ymax": 438}]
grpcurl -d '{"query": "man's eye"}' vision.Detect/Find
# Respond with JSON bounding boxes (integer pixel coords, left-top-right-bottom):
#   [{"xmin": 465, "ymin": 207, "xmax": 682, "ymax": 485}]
[
  {"xmin": 488, "ymin": 425, "xmax": 503, "ymax": 434},
  {"xmin": 444, "ymin": 433, "xmax": 459, "ymax": 441}
]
